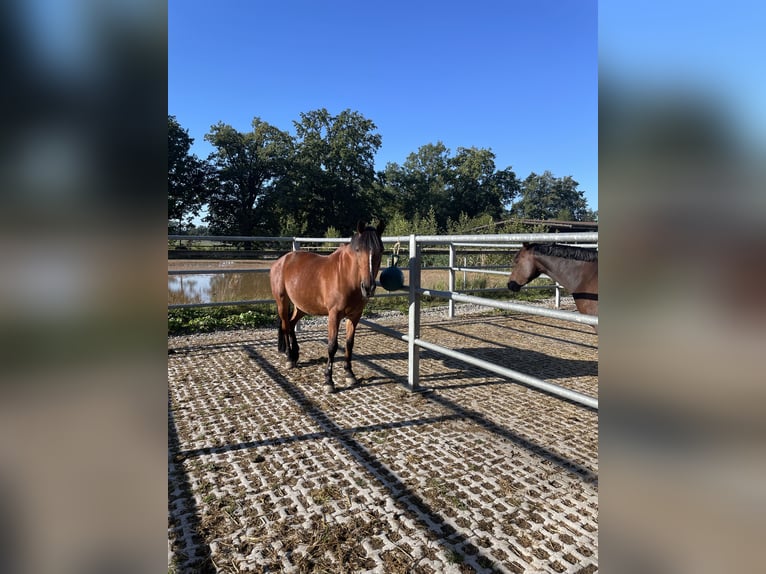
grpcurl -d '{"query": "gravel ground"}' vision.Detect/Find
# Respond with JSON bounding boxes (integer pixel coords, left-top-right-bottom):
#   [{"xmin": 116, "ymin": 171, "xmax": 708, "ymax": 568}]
[{"xmin": 168, "ymin": 300, "xmax": 598, "ymax": 573}]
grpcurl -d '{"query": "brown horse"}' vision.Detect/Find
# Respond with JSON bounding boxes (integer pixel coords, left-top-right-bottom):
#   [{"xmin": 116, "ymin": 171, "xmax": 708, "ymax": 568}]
[
  {"xmin": 269, "ymin": 221, "xmax": 386, "ymax": 391},
  {"xmin": 507, "ymin": 242, "xmax": 599, "ymax": 318}
]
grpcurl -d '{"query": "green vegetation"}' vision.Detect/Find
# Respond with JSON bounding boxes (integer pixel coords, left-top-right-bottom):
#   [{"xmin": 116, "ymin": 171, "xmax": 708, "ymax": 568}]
[
  {"xmin": 168, "ymin": 111, "xmax": 596, "ymax": 236},
  {"xmin": 168, "ymin": 305, "xmax": 273, "ymax": 335}
]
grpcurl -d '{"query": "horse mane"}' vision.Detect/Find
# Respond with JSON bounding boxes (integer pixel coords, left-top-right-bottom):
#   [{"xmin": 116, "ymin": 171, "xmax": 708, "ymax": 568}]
[
  {"xmin": 527, "ymin": 242, "xmax": 598, "ymax": 262},
  {"xmin": 350, "ymin": 226, "xmax": 383, "ymax": 253}
]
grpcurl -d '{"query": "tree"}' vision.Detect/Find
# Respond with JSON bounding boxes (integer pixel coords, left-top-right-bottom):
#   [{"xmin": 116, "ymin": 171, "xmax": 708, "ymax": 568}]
[
  {"xmin": 380, "ymin": 143, "xmax": 520, "ymax": 231},
  {"xmin": 511, "ymin": 171, "xmax": 589, "ymax": 221},
  {"xmin": 448, "ymin": 147, "xmax": 520, "ymax": 223},
  {"xmin": 286, "ymin": 108, "xmax": 382, "ymax": 235},
  {"xmin": 168, "ymin": 116, "xmax": 208, "ymax": 232},
  {"xmin": 203, "ymin": 118, "xmax": 293, "ymax": 236},
  {"xmin": 381, "ymin": 142, "xmax": 451, "ymax": 228}
]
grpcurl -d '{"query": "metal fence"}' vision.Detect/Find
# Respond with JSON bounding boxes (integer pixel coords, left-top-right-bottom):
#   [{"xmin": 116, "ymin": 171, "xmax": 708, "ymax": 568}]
[{"xmin": 168, "ymin": 232, "xmax": 598, "ymax": 409}]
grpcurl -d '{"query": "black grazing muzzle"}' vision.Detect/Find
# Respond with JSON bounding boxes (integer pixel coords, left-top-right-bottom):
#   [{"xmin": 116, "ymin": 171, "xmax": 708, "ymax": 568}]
[{"xmin": 507, "ymin": 280, "xmax": 522, "ymax": 292}]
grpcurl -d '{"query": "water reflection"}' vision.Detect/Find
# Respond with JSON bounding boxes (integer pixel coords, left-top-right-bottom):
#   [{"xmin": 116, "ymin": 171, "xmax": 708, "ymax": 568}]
[{"xmin": 168, "ymin": 262, "xmax": 273, "ymax": 305}]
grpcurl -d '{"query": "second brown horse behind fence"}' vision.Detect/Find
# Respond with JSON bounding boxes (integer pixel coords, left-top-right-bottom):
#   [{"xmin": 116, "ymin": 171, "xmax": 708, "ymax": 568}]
[
  {"xmin": 269, "ymin": 221, "xmax": 386, "ymax": 391},
  {"xmin": 507, "ymin": 242, "xmax": 599, "ymax": 320}
]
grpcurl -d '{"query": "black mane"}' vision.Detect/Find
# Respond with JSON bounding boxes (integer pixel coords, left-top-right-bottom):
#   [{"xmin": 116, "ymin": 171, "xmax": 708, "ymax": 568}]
[
  {"xmin": 350, "ymin": 226, "xmax": 383, "ymax": 253},
  {"xmin": 527, "ymin": 242, "xmax": 598, "ymax": 262}
]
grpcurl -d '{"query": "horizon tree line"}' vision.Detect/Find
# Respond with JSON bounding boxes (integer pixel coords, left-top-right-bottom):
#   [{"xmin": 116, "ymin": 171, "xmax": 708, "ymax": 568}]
[{"xmin": 168, "ymin": 110, "xmax": 597, "ymax": 238}]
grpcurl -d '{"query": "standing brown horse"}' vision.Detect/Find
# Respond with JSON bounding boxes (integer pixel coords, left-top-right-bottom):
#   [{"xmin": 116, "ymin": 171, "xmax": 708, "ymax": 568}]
[
  {"xmin": 269, "ymin": 221, "xmax": 385, "ymax": 391},
  {"xmin": 507, "ymin": 242, "xmax": 599, "ymax": 318}
]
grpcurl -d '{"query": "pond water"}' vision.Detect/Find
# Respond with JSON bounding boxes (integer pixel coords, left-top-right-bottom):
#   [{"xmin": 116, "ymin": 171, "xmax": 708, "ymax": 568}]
[
  {"xmin": 168, "ymin": 259, "xmax": 506, "ymax": 306},
  {"xmin": 168, "ymin": 261, "xmax": 273, "ymax": 305}
]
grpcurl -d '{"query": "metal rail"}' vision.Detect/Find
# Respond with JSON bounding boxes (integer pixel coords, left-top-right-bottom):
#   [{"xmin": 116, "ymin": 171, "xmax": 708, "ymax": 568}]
[
  {"xmin": 419, "ymin": 288, "xmax": 598, "ymax": 327},
  {"xmin": 169, "ymin": 268, "xmax": 267, "ymax": 275},
  {"xmin": 168, "ymin": 231, "xmax": 598, "ymax": 409},
  {"xmin": 168, "ymin": 299, "xmax": 273, "ymax": 309},
  {"xmin": 393, "ymin": 232, "xmax": 598, "ymax": 409},
  {"xmin": 358, "ymin": 318, "xmax": 597, "ymax": 410}
]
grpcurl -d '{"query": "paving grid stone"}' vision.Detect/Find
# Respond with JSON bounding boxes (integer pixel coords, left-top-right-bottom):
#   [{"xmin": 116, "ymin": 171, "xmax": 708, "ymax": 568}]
[{"xmin": 168, "ymin": 305, "xmax": 598, "ymax": 573}]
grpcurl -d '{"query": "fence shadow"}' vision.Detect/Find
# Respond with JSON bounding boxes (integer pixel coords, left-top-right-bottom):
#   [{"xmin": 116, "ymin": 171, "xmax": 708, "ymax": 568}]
[
  {"xmin": 168, "ymin": 406, "xmax": 215, "ymax": 573},
  {"xmin": 348, "ymin": 328, "xmax": 598, "ymax": 482},
  {"xmin": 168, "ymin": 326, "xmax": 597, "ymax": 571},
  {"xmin": 436, "ymin": 344, "xmax": 598, "ymax": 380},
  {"xmin": 429, "ymin": 315, "xmax": 598, "ymax": 350},
  {"xmin": 424, "ymin": 390, "xmax": 597, "ymax": 483},
  {"xmin": 339, "ymin": 340, "xmax": 598, "ymax": 482},
  {"xmin": 240, "ymin": 344, "xmax": 500, "ymax": 571}
]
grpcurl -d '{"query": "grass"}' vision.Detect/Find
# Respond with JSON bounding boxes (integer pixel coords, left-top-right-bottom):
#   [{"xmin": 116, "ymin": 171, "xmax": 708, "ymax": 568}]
[{"xmin": 168, "ymin": 305, "xmax": 274, "ymax": 335}]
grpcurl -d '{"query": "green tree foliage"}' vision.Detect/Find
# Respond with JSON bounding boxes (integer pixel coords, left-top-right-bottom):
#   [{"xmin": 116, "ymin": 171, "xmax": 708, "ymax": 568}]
[
  {"xmin": 380, "ymin": 142, "xmax": 520, "ymax": 231},
  {"xmin": 169, "ymin": 109, "xmax": 595, "ymax": 237},
  {"xmin": 323, "ymin": 225, "xmax": 341, "ymax": 250},
  {"xmin": 168, "ymin": 116, "xmax": 208, "ymax": 231},
  {"xmin": 447, "ymin": 212, "xmax": 497, "ymax": 234},
  {"xmin": 286, "ymin": 108, "xmax": 382, "ymax": 236},
  {"xmin": 496, "ymin": 218, "xmax": 548, "ymax": 234},
  {"xmin": 203, "ymin": 118, "xmax": 293, "ymax": 236},
  {"xmin": 511, "ymin": 171, "xmax": 591, "ymax": 221},
  {"xmin": 383, "ymin": 207, "xmax": 440, "ymax": 237},
  {"xmin": 448, "ymin": 147, "xmax": 518, "ymax": 222},
  {"xmin": 380, "ymin": 142, "xmax": 450, "ymax": 228}
]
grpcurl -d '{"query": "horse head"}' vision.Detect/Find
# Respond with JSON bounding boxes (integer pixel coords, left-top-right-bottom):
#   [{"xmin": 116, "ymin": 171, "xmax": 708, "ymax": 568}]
[
  {"xmin": 351, "ymin": 220, "xmax": 386, "ymax": 298},
  {"xmin": 507, "ymin": 242, "xmax": 542, "ymax": 291}
]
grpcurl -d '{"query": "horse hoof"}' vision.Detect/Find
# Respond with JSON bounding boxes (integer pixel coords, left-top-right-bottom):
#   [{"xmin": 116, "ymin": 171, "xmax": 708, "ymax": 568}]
[
  {"xmin": 286, "ymin": 360, "xmax": 296, "ymax": 369},
  {"xmin": 323, "ymin": 383, "xmax": 336, "ymax": 394},
  {"xmin": 345, "ymin": 375, "xmax": 358, "ymax": 386}
]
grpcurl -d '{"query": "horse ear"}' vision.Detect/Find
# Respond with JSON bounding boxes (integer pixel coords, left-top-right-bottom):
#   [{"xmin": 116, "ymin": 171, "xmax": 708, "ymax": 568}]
[
  {"xmin": 356, "ymin": 220, "xmax": 365, "ymax": 234},
  {"xmin": 376, "ymin": 220, "xmax": 386, "ymax": 236},
  {"xmin": 522, "ymin": 242, "xmax": 530, "ymax": 248}
]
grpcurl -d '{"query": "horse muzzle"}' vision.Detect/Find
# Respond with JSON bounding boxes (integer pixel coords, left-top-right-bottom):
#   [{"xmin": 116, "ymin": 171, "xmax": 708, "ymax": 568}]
[
  {"xmin": 361, "ymin": 279, "xmax": 376, "ymax": 298},
  {"xmin": 507, "ymin": 280, "xmax": 522, "ymax": 292}
]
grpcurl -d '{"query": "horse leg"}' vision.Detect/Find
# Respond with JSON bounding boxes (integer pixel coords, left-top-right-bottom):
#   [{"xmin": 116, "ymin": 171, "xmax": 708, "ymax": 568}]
[
  {"xmin": 286, "ymin": 307, "xmax": 305, "ymax": 368},
  {"xmin": 274, "ymin": 296, "xmax": 292, "ymax": 360},
  {"xmin": 271, "ymin": 259, "xmax": 287, "ymax": 354},
  {"xmin": 277, "ymin": 323, "xmax": 287, "ymax": 353},
  {"xmin": 271, "ymin": 261, "xmax": 298, "ymax": 365},
  {"xmin": 343, "ymin": 317, "xmax": 359, "ymax": 385},
  {"xmin": 324, "ymin": 311, "xmax": 342, "ymax": 391}
]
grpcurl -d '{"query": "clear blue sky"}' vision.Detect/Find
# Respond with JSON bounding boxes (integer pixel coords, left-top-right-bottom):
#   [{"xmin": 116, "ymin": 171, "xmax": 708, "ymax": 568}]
[{"xmin": 169, "ymin": 0, "xmax": 598, "ymax": 211}]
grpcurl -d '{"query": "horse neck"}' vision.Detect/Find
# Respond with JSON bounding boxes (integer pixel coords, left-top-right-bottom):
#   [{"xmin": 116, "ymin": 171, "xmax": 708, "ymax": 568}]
[
  {"xmin": 332, "ymin": 244, "xmax": 357, "ymax": 274},
  {"xmin": 535, "ymin": 254, "xmax": 594, "ymax": 292}
]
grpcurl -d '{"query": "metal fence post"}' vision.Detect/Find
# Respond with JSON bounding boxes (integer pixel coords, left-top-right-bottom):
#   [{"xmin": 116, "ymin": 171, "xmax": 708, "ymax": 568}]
[
  {"xmin": 407, "ymin": 234, "xmax": 421, "ymax": 390},
  {"xmin": 448, "ymin": 243, "xmax": 456, "ymax": 318}
]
